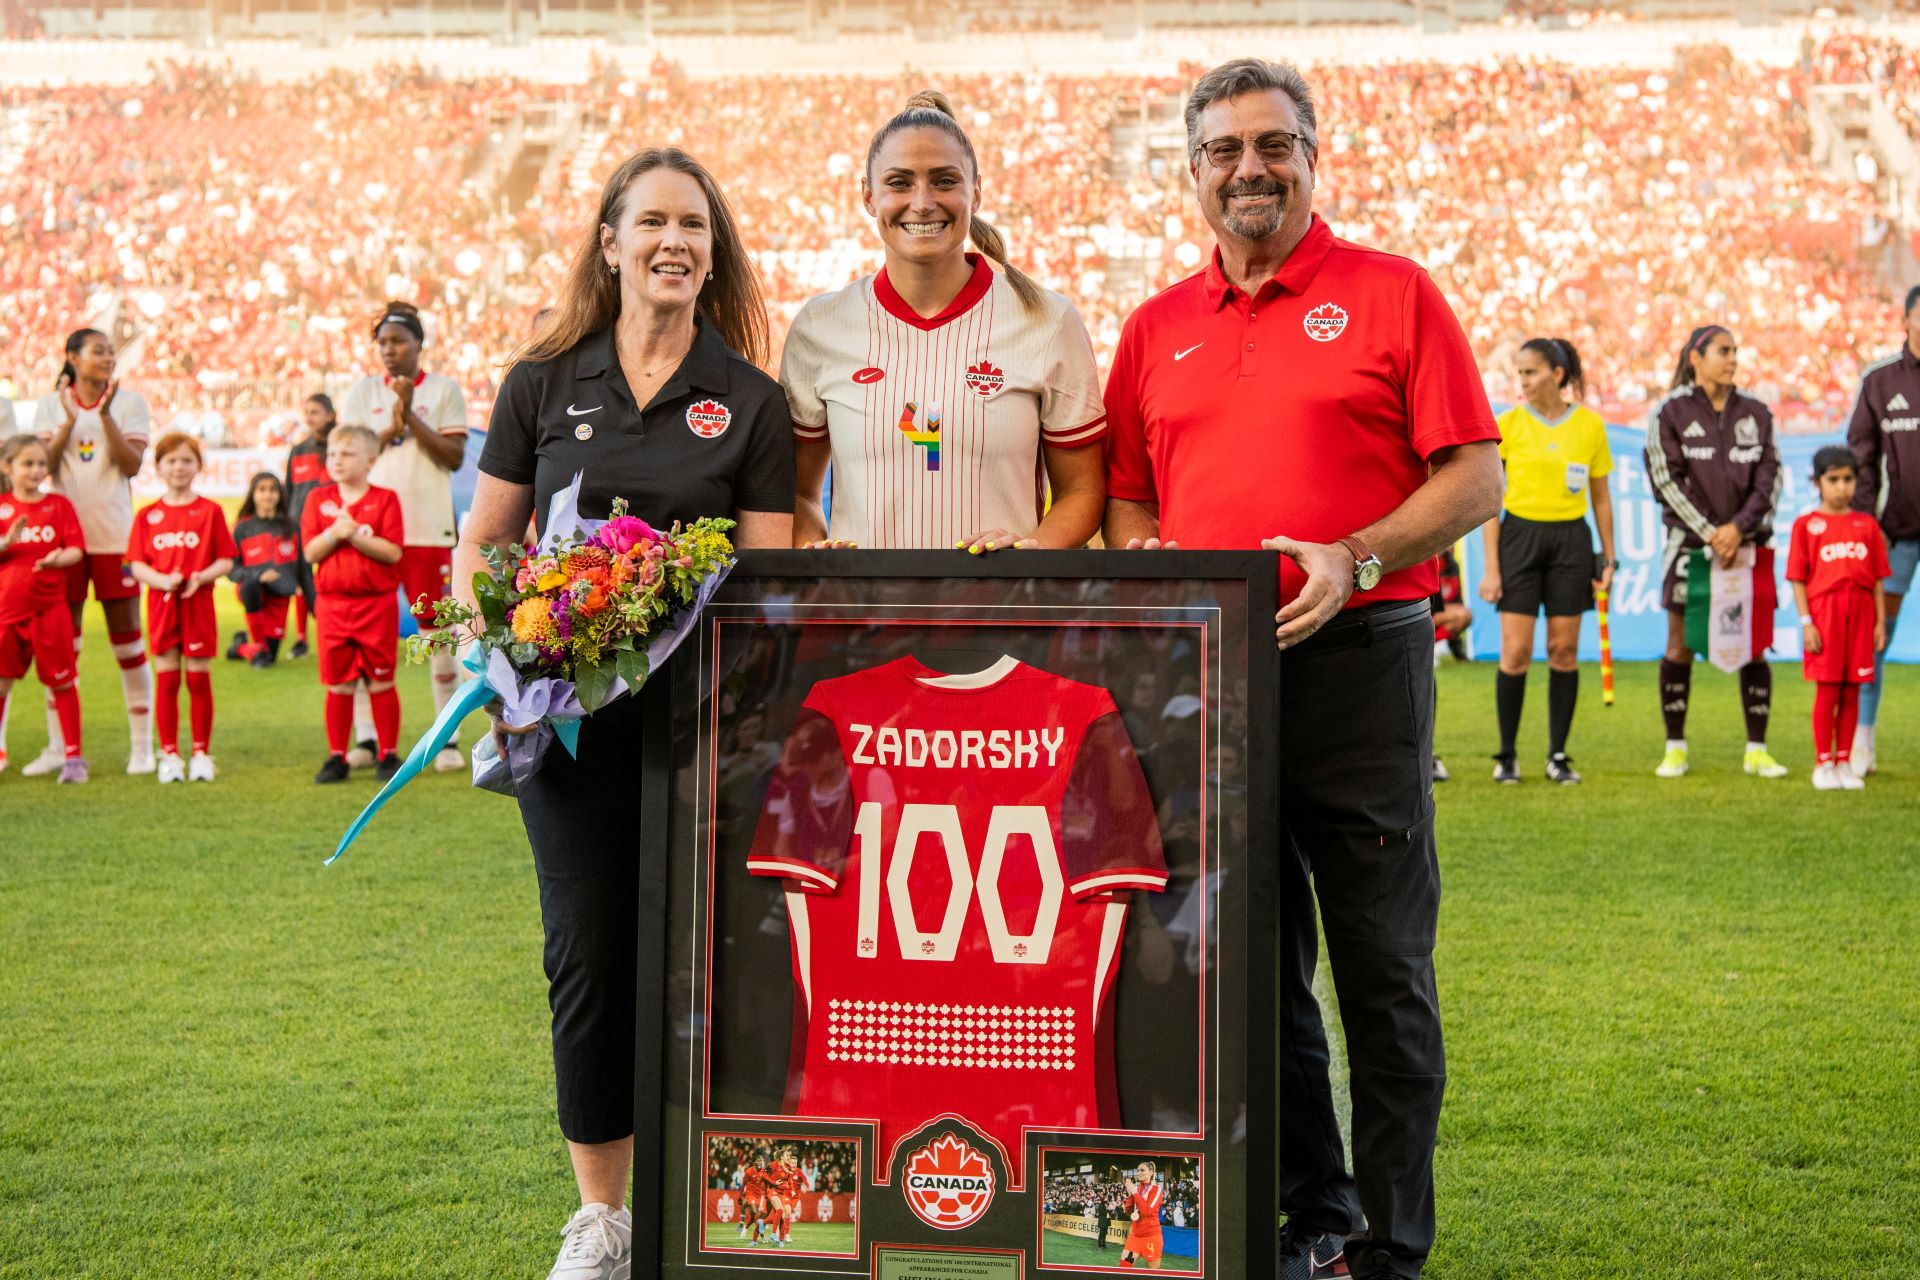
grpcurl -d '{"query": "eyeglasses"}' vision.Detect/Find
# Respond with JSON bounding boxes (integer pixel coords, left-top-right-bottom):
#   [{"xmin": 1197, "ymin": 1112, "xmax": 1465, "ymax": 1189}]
[{"xmin": 1194, "ymin": 130, "xmax": 1308, "ymax": 169}]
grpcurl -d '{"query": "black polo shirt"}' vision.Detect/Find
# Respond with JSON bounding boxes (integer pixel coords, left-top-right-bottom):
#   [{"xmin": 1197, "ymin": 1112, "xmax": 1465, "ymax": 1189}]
[{"xmin": 479, "ymin": 320, "xmax": 794, "ymax": 528}]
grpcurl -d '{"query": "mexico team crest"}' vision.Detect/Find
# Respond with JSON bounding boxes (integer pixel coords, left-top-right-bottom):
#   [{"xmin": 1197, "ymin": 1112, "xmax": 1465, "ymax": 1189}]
[
  {"xmin": 686, "ymin": 399, "xmax": 733, "ymax": 439},
  {"xmin": 902, "ymin": 1132, "xmax": 995, "ymax": 1230},
  {"xmin": 963, "ymin": 360, "xmax": 1006, "ymax": 399},
  {"xmin": 1303, "ymin": 302, "xmax": 1348, "ymax": 342}
]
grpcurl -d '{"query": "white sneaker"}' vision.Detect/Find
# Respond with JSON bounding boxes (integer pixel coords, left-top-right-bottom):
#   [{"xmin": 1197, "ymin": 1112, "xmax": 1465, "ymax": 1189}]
[
  {"xmin": 20, "ymin": 746, "xmax": 64, "ymax": 777},
  {"xmin": 188, "ymin": 753, "xmax": 216, "ymax": 782},
  {"xmin": 547, "ymin": 1203, "xmax": 631, "ymax": 1280},
  {"xmin": 1851, "ymin": 731, "xmax": 1876, "ymax": 776},
  {"xmin": 1812, "ymin": 763, "xmax": 1842, "ymax": 791},
  {"xmin": 127, "ymin": 744, "xmax": 156, "ymax": 775},
  {"xmin": 433, "ymin": 744, "xmax": 464, "ymax": 773},
  {"xmin": 157, "ymin": 753, "xmax": 187, "ymax": 785},
  {"xmin": 1837, "ymin": 761, "xmax": 1866, "ymax": 790}
]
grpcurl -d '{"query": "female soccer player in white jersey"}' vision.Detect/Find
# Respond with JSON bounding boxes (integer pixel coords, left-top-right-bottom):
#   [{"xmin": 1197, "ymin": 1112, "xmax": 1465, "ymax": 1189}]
[
  {"xmin": 18, "ymin": 329, "xmax": 155, "ymax": 776},
  {"xmin": 338, "ymin": 302, "xmax": 469, "ymax": 771},
  {"xmin": 781, "ymin": 90, "xmax": 1107, "ymax": 551}
]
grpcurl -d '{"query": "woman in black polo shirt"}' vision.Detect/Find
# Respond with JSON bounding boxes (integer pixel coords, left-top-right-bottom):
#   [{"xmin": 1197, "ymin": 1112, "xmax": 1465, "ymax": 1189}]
[{"xmin": 460, "ymin": 147, "xmax": 794, "ymax": 1279}]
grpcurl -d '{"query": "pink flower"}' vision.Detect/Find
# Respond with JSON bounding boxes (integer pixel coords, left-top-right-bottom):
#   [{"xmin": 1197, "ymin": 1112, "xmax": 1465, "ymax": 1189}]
[{"xmin": 595, "ymin": 515, "xmax": 657, "ymax": 555}]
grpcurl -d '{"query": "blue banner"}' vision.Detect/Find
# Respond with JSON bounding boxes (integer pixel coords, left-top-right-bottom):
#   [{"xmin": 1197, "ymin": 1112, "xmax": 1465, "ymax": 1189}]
[{"xmin": 1462, "ymin": 419, "xmax": 1918, "ymax": 664}]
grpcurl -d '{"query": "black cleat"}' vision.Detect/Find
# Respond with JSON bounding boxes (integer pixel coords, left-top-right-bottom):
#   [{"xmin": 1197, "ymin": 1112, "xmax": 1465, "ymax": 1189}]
[
  {"xmin": 226, "ymin": 630, "xmax": 250, "ymax": 660},
  {"xmin": 373, "ymin": 752, "xmax": 402, "ymax": 783},
  {"xmin": 314, "ymin": 754, "xmax": 350, "ymax": 784},
  {"xmin": 250, "ymin": 651, "xmax": 274, "ymax": 669},
  {"xmin": 1278, "ymin": 1220, "xmax": 1349, "ymax": 1280},
  {"xmin": 1431, "ymin": 756, "xmax": 1451, "ymax": 783},
  {"xmin": 1492, "ymin": 754, "xmax": 1521, "ymax": 785},
  {"xmin": 1546, "ymin": 752, "xmax": 1583, "ymax": 785},
  {"xmin": 289, "ymin": 638, "xmax": 309, "ymax": 659}
]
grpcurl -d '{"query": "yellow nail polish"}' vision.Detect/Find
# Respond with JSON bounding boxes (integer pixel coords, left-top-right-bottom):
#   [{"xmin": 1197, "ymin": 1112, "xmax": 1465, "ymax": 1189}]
[
  {"xmin": 954, "ymin": 540, "xmax": 965, "ymax": 549},
  {"xmin": 968, "ymin": 545, "xmax": 981, "ymax": 556},
  {"xmin": 986, "ymin": 541, "xmax": 997, "ymax": 550}
]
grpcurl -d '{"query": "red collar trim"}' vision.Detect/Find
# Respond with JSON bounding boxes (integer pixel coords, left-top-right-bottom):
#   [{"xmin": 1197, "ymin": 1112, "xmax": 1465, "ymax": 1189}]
[
  {"xmin": 873, "ymin": 254, "xmax": 995, "ymax": 331},
  {"xmin": 1204, "ymin": 214, "xmax": 1335, "ymax": 310},
  {"xmin": 71, "ymin": 385, "xmax": 107, "ymax": 411},
  {"xmin": 384, "ymin": 370, "xmax": 427, "ymax": 387}
]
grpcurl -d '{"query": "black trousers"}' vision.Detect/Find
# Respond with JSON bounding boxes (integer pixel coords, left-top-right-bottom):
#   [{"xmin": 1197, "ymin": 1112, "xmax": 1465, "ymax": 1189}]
[
  {"xmin": 232, "ymin": 566, "xmax": 300, "ymax": 612},
  {"xmin": 516, "ymin": 694, "xmax": 650, "ymax": 1145},
  {"xmin": 1277, "ymin": 599, "xmax": 1446, "ymax": 1280}
]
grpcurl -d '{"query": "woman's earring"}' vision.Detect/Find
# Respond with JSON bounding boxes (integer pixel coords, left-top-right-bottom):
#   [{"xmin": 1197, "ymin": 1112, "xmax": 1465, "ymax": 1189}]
[
  {"xmin": 707, "ymin": 272, "xmax": 715, "ymax": 281},
  {"xmin": 611, "ymin": 264, "xmax": 619, "ymax": 275}
]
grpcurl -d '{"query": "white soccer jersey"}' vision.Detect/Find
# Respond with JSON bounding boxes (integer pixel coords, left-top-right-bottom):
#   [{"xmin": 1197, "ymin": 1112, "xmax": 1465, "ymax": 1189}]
[
  {"xmin": 0, "ymin": 397, "xmax": 16, "ymax": 438},
  {"xmin": 780, "ymin": 256, "xmax": 1106, "ymax": 548},
  {"xmin": 34, "ymin": 387, "xmax": 151, "ymax": 553},
  {"xmin": 343, "ymin": 370, "xmax": 468, "ymax": 547}
]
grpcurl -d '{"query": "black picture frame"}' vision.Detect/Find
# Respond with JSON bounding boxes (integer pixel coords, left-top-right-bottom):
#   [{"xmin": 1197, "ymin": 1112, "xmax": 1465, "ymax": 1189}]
[{"xmin": 637, "ymin": 549, "xmax": 1278, "ymax": 1280}]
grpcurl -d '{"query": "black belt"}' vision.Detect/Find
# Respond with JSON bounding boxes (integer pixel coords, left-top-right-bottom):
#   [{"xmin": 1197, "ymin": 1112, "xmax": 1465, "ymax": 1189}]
[{"xmin": 1287, "ymin": 597, "xmax": 1434, "ymax": 654}]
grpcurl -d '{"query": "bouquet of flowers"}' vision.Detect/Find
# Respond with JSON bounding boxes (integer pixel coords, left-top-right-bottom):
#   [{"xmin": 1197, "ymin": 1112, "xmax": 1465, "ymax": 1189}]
[{"xmin": 330, "ymin": 472, "xmax": 734, "ymax": 862}]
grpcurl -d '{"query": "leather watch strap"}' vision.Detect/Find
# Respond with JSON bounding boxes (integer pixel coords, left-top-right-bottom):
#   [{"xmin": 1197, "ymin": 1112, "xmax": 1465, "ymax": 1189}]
[{"xmin": 1337, "ymin": 534, "xmax": 1376, "ymax": 566}]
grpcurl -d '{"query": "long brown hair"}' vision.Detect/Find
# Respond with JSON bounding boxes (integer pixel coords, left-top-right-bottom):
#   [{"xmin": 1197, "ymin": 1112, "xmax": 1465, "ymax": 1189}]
[
  {"xmin": 509, "ymin": 148, "xmax": 767, "ymax": 370},
  {"xmin": 864, "ymin": 90, "xmax": 1046, "ymax": 315}
]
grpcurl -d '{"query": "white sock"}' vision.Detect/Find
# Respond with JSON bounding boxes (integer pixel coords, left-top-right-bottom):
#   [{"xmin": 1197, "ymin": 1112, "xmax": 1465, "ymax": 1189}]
[
  {"xmin": 1857, "ymin": 723, "xmax": 1876, "ymax": 747},
  {"xmin": 1666, "ymin": 738, "xmax": 1687, "ymax": 752},
  {"xmin": 1746, "ymin": 741, "xmax": 1767, "ymax": 754},
  {"xmin": 0, "ymin": 689, "xmax": 9, "ymax": 752},
  {"xmin": 353, "ymin": 685, "xmax": 374, "ymax": 745},
  {"xmin": 113, "ymin": 636, "xmax": 153, "ymax": 755},
  {"xmin": 45, "ymin": 692, "xmax": 64, "ymax": 755}
]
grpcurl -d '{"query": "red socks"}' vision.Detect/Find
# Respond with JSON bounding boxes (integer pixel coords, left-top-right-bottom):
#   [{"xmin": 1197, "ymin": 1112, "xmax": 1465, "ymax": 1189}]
[
  {"xmin": 325, "ymin": 691, "xmax": 354, "ymax": 756},
  {"xmin": 370, "ymin": 686, "xmax": 401, "ymax": 757},
  {"xmin": 185, "ymin": 671, "xmax": 213, "ymax": 754},
  {"xmin": 156, "ymin": 668, "xmax": 183, "ymax": 756},
  {"xmin": 1813, "ymin": 683, "xmax": 1864, "ymax": 764},
  {"xmin": 293, "ymin": 593, "xmax": 310, "ymax": 641},
  {"xmin": 52, "ymin": 685, "xmax": 83, "ymax": 758}
]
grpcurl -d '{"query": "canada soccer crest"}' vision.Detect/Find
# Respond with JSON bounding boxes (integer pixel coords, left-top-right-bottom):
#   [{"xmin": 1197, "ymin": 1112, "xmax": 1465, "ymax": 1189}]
[
  {"xmin": 963, "ymin": 360, "xmax": 1006, "ymax": 399},
  {"xmin": 902, "ymin": 1132, "xmax": 995, "ymax": 1230},
  {"xmin": 1303, "ymin": 302, "xmax": 1348, "ymax": 342},
  {"xmin": 686, "ymin": 399, "xmax": 733, "ymax": 439},
  {"xmin": 1808, "ymin": 516, "xmax": 1827, "ymax": 535}
]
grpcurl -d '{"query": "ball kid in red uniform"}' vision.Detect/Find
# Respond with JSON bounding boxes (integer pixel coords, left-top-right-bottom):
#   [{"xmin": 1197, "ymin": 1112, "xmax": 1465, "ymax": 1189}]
[
  {"xmin": 1788, "ymin": 446, "xmax": 1890, "ymax": 790},
  {"xmin": 0, "ymin": 435, "xmax": 87, "ymax": 780},
  {"xmin": 302, "ymin": 424, "xmax": 405, "ymax": 784},
  {"xmin": 126, "ymin": 434, "xmax": 236, "ymax": 782}
]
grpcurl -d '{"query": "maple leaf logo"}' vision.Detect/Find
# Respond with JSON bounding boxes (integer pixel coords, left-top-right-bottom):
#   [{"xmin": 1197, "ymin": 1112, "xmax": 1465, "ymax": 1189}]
[
  {"xmin": 860, "ymin": 936, "xmax": 876, "ymax": 954},
  {"xmin": 921, "ymin": 940, "xmax": 937, "ymax": 956},
  {"xmin": 902, "ymin": 1131, "xmax": 996, "ymax": 1229},
  {"xmin": 685, "ymin": 398, "xmax": 733, "ymax": 438},
  {"xmin": 963, "ymin": 359, "xmax": 1007, "ymax": 398},
  {"xmin": 1302, "ymin": 301, "xmax": 1349, "ymax": 343}
]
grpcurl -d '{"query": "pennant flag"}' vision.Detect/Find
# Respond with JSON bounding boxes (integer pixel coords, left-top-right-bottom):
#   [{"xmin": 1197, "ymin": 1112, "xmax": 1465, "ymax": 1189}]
[{"xmin": 1684, "ymin": 545, "xmax": 1777, "ymax": 673}]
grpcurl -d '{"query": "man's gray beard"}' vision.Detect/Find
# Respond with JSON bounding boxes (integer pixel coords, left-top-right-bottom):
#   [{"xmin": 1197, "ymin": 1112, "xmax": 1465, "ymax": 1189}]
[{"xmin": 1221, "ymin": 204, "xmax": 1285, "ymax": 240}]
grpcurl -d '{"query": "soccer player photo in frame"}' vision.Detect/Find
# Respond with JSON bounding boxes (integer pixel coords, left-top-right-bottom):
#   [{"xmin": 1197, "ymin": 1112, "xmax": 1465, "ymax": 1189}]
[{"xmin": 640, "ymin": 551, "xmax": 1278, "ymax": 1280}]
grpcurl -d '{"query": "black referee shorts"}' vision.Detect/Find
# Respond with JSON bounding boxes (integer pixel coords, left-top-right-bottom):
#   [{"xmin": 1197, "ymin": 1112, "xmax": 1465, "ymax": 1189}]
[{"xmin": 1496, "ymin": 514, "xmax": 1595, "ymax": 617}]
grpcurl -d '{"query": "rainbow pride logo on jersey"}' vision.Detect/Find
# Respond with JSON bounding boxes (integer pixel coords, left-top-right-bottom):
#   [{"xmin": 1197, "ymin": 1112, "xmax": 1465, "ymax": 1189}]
[
  {"xmin": 77, "ymin": 438, "xmax": 96, "ymax": 462},
  {"xmin": 895, "ymin": 401, "xmax": 941, "ymax": 471}
]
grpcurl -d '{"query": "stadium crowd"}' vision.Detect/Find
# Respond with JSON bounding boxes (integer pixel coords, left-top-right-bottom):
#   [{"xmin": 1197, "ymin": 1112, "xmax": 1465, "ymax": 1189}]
[{"xmin": 1, "ymin": 40, "xmax": 1908, "ymax": 439}]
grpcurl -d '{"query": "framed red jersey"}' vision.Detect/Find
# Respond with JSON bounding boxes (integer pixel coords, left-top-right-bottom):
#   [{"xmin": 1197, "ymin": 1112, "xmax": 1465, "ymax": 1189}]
[{"xmin": 640, "ymin": 551, "xmax": 1278, "ymax": 1280}]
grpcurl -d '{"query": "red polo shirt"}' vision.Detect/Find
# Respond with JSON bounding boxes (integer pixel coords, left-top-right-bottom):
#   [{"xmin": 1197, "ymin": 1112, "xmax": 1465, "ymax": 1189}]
[{"xmin": 1104, "ymin": 215, "xmax": 1498, "ymax": 606}]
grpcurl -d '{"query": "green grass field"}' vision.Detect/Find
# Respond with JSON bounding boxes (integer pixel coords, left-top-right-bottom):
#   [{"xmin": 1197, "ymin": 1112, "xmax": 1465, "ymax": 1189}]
[
  {"xmin": 1041, "ymin": 1228, "xmax": 1200, "ymax": 1272},
  {"xmin": 699, "ymin": 1220, "xmax": 856, "ymax": 1255},
  {"xmin": 2, "ymin": 607, "xmax": 1916, "ymax": 1278}
]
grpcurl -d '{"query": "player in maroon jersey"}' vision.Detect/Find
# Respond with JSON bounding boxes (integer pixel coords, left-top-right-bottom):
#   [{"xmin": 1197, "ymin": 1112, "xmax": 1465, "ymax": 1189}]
[
  {"xmin": 125, "ymin": 434, "xmax": 237, "ymax": 784},
  {"xmin": 0, "ymin": 435, "xmax": 87, "ymax": 780},
  {"xmin": 1788, "ymin": 446, "xmax": 1890, "ymax": 791},
  {"xmin": 1119, "ymin": 1161, "xmax": 1165, "ymax": 1269}
]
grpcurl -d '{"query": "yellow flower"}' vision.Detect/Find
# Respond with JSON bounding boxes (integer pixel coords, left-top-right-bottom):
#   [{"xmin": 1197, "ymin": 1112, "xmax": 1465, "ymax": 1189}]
[
  {"xmin": 536, "ymin": 569, "xmax": 568, "ymax": 592},
  {"xmin": 511, "ymin": 597, "xmax": 558, "ymax": 645}
]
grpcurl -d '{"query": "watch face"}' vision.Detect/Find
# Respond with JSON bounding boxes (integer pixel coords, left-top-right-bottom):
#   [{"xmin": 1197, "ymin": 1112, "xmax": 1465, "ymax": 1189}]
[{"xmin": 1357, "ymin": 559, "xmax": 1384, "ymax": 590}]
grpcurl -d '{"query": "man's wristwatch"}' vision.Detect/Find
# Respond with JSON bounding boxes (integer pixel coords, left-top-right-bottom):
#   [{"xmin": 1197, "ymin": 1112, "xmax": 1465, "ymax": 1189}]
[{"xmin": 1338, "ymin": 534, "xmax": 1384, "ymax": 591}]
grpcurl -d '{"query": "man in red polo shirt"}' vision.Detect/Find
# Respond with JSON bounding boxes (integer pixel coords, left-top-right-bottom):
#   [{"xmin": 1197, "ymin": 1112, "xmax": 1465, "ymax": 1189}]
[{"xmin": 1104, "ymin": 59, "xmax": 1501, "ymax": 1280}]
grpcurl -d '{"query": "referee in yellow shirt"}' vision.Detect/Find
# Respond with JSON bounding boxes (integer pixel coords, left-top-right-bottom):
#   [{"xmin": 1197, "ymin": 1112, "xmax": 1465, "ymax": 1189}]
[{"xmin": 1478, "ymin": 338, "xmax": 1617, "ymax": 784}]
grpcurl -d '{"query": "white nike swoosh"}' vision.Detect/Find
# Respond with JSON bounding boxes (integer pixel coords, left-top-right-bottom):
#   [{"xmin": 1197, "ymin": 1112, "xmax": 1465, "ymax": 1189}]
[
  {"xmin": 566, "ymin": 404, "xmax": 602, "ymax": 416},
  {"xmin": 1174, "ymin": 344, "xmax": 1203, "ymax": 361}
]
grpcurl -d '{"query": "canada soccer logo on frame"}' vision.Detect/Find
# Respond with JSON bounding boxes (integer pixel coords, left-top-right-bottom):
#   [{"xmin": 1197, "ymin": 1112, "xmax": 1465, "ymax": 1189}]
[{"xmin": 697, "ymin": 1130, "xmax": 862, "ymax": 1259}]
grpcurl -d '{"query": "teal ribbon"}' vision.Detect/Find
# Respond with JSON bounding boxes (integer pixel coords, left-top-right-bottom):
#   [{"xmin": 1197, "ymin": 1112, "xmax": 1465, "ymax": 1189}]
[{"xmin": 327, "ymin": 676, "xmax": 496, "ymax": 865}]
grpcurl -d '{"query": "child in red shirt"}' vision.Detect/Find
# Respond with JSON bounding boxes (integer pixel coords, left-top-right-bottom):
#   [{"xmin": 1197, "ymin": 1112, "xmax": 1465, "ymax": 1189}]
[
  {"xmin": 301, "ymin": 423, "xmax": 405, "ymax": 783},
  {"xmin": 0, "ymin": 435, "xmax": 87, "ymax": 781},
  {"xmin": 1787, "ymin": 446, "xmax": 1890, "ymax": 791},
  {"xmin": 127, "ymin": 433, "xmax": 237, "ymax": 783}
]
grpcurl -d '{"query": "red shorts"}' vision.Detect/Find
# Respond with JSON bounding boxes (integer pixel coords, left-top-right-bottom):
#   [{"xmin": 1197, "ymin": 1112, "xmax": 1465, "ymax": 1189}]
[
  {"xmin": 0, "ymin": 609, "xmax": 77, "ymax": 684},
  {"xmin": 316, "ymin": 593, "xmax": 399, "ymax": 686},
  {"xmin": 1124, "ymin": 1226, "xmax": 1163, "ymax": 1260},
  {"xmin": 399, "ymin": 545, "xmax": 452, "ymax": 620},
  {"xmin": 66, "ymin": 552, "xmax": 139, "ymax": 605},
  {"xmin": 147, "ymin": 589, "xmax": 220, "ymax": 659},
  {"xmin": 1802, "ymin": 588, "xmax": 1877, "ymax": 684}
]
